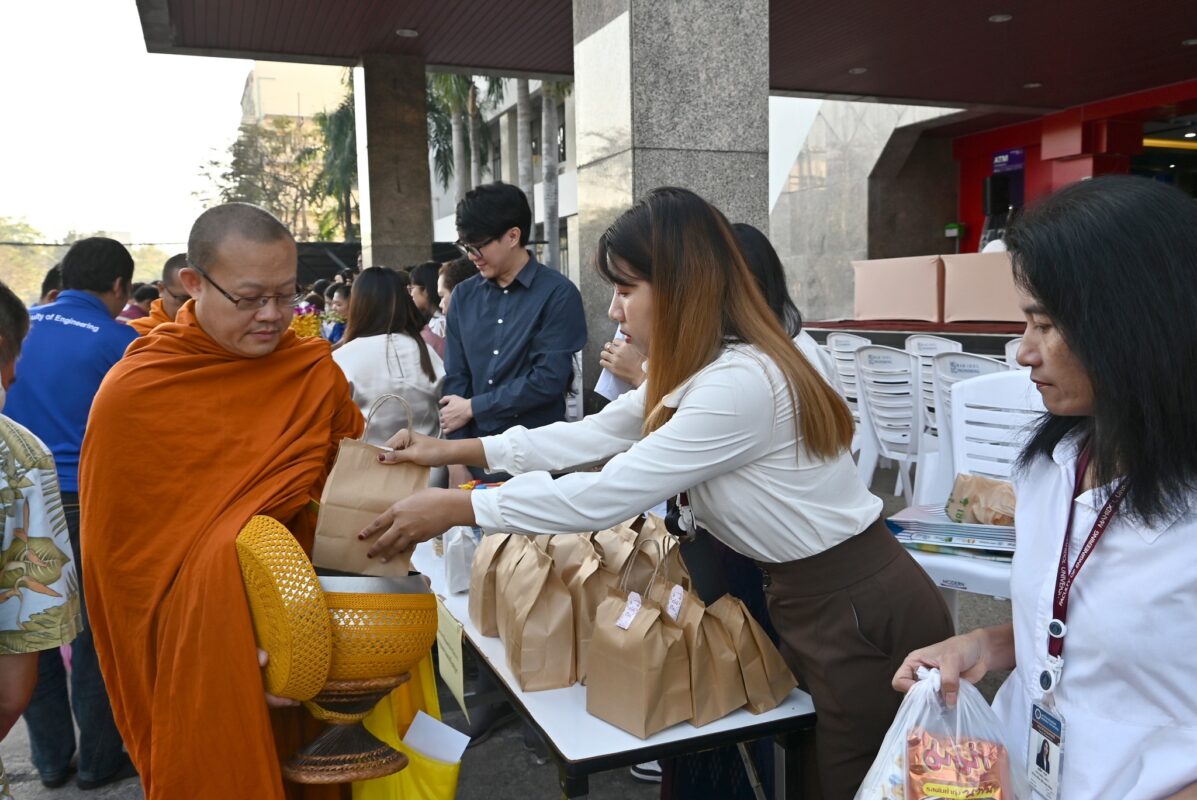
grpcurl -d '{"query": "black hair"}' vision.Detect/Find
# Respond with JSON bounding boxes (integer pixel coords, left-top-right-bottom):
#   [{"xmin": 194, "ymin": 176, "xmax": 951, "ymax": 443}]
[
  {"xmin": 60, "ymin": 237, "xmax": 134, "ymax": 293},
  {"xmin": 439, "ymin": 257, "xmax": 477, "ymax": 293},
  {"xmin": 302, "ymin": 291, "xmax": 325, "ymax": 311},
  {"xmin": 326, "ymin": 283, "xmax": 351, "ymax": 301},
  {"xmin": 0, "ymin": 279, "xmax": 29, "ymax": 363},
  {"xmin": 311, "ymin": 279, "xmax": 331, "ymax": 297},
  {"xmin": 187, "ymin": 203, "xmax": 293, "ymax": 271},
  {"xmin": 163, "ymin": 253, "xmax": 188, "ymax": 281},
  {"xmin": 409, "ymin": 261, "xmax": 442, "ymax": 310},
  {"xmin": 41, "ymin": 264, "xmax": 62, "ymax": 298},
  {"xmin": 341, "ymin": 267, "xmax": 436, "ymax": 382},
  {"xmin": 455, "ymin": 182, "xmax": 532, "ymax": 246},
  {"xmin": 1009, "ymin": 175, "xmax": 1197, "ymax": 525},
  {"xmin": 133, "ymin": 284, "xmax": 160, "ymax": 303},
  {"xmin": 731, "ymin": 223, "xmax": 803, "ymax": 338},
  {"xmin": 337, "ymin": 267, "xmax": 355, "ymax": 284}
]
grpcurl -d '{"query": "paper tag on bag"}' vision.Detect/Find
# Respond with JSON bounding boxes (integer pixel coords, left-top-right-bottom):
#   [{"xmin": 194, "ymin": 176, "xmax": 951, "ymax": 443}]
[
  {"xmin": 666, "ymin": 584, "xmax": 684, "ymax": 621},
  {"xmin": 616, "ymin": 591, "xmax": 642, "ymax": 629}
]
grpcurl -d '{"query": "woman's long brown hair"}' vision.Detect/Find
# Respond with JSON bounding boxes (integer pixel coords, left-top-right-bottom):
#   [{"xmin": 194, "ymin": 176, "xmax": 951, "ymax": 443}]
[
  {"xmin": 341, "ymin": 267, "xmax": 437, "ymax": 382},
  {"xmin": 596, "ymin": 187, "xmax": 853, "ymax": 460}
]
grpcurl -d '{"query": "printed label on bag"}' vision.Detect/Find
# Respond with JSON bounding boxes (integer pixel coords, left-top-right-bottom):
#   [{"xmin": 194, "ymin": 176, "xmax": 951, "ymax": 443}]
[
  {"xmin": 666, "ymin": 584, "xmax": 684, "ymax": 621},
  {"xmin": 616, "ymin": 591, "xmax": 642, "ymax": 629}
]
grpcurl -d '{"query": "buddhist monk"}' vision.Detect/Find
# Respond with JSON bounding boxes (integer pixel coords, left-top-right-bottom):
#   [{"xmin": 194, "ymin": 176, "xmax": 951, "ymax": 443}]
[
  {"xmin": 127, "ymin": 254, "xmax": 188, "ymax": 336},
  {"xmin": 79, "ymin": 203, "xmax": 362, "ymax": 799}
]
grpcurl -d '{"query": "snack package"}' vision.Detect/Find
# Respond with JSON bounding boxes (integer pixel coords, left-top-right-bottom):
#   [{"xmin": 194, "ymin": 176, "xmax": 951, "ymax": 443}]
[
  {"xmin": 945, "ymin": 474, "xmax": 1017, "ymax": 526},
  {"xmin": 854, "ymin": 667, "xmax": 1027, "ymax": 800}
]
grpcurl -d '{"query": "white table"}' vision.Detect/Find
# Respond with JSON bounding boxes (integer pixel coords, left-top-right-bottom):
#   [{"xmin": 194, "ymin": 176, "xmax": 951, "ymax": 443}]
[
  {"xmin": 905, "ymin": 548, "xmax": 1013, "ymax": 627},
  {"xmin": 411, "ymin": 542, "xmax": 817, "ymax": 798}
]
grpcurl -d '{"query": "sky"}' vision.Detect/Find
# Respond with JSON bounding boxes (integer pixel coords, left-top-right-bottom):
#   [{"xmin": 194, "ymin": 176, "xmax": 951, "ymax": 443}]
[{"xmin": 0, "ymin": 0, "xmax": 252, "ymax": 246}]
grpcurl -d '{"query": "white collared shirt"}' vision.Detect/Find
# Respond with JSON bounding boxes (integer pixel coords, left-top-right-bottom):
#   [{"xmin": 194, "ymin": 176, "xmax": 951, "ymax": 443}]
[
  {"xmin": 332, "ymin": 333, "xmax": 445, "ymax": 445},
  {"xmin": 993, "ymin": 435, "xmax": 1197, "ymax": 799},
  {"xmin": 470, "ymin": 344, "xmax": 882, "ymax": 562}
]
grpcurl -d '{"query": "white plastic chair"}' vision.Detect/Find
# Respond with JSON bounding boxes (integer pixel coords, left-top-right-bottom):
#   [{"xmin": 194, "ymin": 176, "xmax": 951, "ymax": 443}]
[
  {"xmin": 950, "ymin": 369, "xmax": 1046, "ymax": 481},
  {"xmin": 825, "ymin": 333, "xmax": 882, "ymax": 485},
  {"xmin": 1005, "ymin": 337, "xmax": 1024, "ymax": 368},
  {"xmin": 854, "ymin": 345, "xmax": 922, "ymax": 504},
  {"xmin": 904, "ymin": 335, "xmax": 963, "ymax": 437},
  {"xmin": 920, "ymin": 352, "xmax": 1010, "ymax": 504}
]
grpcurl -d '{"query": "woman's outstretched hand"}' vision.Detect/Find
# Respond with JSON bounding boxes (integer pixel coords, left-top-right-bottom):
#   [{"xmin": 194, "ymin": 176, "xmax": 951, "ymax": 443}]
[{"xmin": 358, "ymin": 488, "xmax": 476, "ymax": 562}]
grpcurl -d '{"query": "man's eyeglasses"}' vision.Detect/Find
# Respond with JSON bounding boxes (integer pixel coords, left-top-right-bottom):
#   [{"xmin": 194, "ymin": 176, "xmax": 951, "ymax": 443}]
[
  {"xmin": 454, "ymin": 238, "xmax": 495, "ymax": 259},
  {"xmin": 187, "ymin": 263, "xmax": 302, "ymax": 311},
  {"xmin": 165, "ymin": 290, "xmax": 190, "ymax": 303}
]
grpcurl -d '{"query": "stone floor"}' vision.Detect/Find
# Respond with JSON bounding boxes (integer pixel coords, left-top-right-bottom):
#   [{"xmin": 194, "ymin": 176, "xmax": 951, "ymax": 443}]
[{"xmin": 1, "ymin": 465, "xmax": 1012, "ymax": 799}]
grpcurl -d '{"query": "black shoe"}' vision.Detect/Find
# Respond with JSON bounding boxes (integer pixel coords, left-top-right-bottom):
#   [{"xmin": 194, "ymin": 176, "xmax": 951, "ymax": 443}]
[
  {"xmin": 520, "ymin": 724, "xmax": 550, "ymax": 766},
  {"xmin": 39, "ymin": 762, "xmax": 76, "ymax": 789},
  {"xmin": 465, "ymin": 704, "xmax": 518, "ymax": 749},
  {"xmin": 630, "ymin": 760, "xmax": 663, "ymax": 783},
  {"xmin": 77, "ymin": 755, "xmax": 138, "ymax": 791}
]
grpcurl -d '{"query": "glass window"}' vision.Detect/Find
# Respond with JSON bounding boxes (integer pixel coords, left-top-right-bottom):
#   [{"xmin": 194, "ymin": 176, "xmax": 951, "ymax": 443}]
[{"xmin": 557, "ymin": 104, "xmax": 567, "ymax": 163}]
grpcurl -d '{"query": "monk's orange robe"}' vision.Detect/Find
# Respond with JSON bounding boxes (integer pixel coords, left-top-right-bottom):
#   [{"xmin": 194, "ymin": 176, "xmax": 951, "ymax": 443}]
[
  {"xmin": 80, "ymin": 302, "xmax": 363, "ymax": 799},
  {"xmin": 127, "ymin": 298, "xmax": 172, "ymax": 336}
]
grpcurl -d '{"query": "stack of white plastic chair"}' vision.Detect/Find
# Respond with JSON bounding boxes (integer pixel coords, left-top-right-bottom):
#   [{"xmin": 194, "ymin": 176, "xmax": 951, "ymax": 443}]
[
  {"xmin": 922, "ymin": 352, "xmax": 1010, "ymax": 504},
  {"xmin": 950, "ymin": 369, "xmax": 1046, "ymax": 481},
  {"xmin": 903, "ymin": 336, "xmax": 963, "ymax": 503},
  {"xmin": 854, "ymin": 345, "xmax": 921, "ymax": 504},
  {"xmin": 1004, "ymin": 337, "xmax": 1024, "ymax": 368},
  {"xmin": 825, "ymin": 333, "xmax": 881, "ymax": 486}
]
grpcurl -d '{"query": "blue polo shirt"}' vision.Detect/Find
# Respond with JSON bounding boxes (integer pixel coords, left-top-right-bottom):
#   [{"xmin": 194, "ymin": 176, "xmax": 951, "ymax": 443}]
[
  {"xmin": 5, "ymin": 290, "xmax": 138, "ymax": 492},
  {"xmin": 443, "ymin": 255, "xmax": 587, "ymax": 438}
]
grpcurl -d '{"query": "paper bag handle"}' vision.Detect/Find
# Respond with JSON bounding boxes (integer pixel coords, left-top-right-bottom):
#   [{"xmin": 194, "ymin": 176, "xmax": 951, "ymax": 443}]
[
  {"xmin": 618, "ymin": 537, "xmax": 664, "ymax": 597},
  {"xmin": 361, "ymin": 393, "xmax": 415, "ymax": 444}
]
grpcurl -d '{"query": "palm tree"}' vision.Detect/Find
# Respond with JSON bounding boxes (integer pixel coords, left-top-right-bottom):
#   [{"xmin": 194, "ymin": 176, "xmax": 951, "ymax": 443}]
[
  {"xmin": 516, "ymin": 79, "xmax": 535, "ymax": 224},
  {"xmin": 540, "ymin": 82, "xmax": 565, "ymax": 270},
  {"xmin": 429, "ymin": 73, "xmax": 472, "ymax": 202},
  {"xmin": 426, "ymin": 75, "xmax": 454, "ymax": 192},
  {"xmin": 467, "ymin": 77, "xmax": 505, "ymax": 187},
  {"xmin": 313, "ymin": 75, "xmax": 358, "ymax": 240}
]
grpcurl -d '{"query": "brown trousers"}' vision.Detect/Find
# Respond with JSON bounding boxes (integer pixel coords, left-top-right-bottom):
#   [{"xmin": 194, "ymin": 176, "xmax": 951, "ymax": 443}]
[{"xmin": 758, "ymin": 518, "xmax": 954, "ymax": 800}]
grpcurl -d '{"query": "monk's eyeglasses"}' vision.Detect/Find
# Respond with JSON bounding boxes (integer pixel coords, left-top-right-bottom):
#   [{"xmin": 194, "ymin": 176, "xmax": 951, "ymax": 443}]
[{"xmin": 187, "ymin": 263, "xmax": 303, "ymax": 312}]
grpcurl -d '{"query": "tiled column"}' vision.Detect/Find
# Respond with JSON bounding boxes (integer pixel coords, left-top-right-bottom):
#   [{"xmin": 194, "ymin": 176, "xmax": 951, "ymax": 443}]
[
  {"xmin": 572, "ymin": 0, "xmax": 769, "ymax": 410},
  {"xmin": 354, "ymin": 54, "xmax": 433, "ymax": 268}
]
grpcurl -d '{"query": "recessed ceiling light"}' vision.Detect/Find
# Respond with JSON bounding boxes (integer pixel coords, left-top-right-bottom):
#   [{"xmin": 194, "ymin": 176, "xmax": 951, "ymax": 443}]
[
  {"xmin": 395, "ymin": 28, "xmax": 420, "ymax": 38},
  {"xmin": 1183, "ymin": 38, "xmax": 1197, "ymax": 46},
  {"xmin": 848, "ymin": 67, "xmax": 868, "ymax": 75},
  {"xmin": 1023, "ymin": 82, "xmax": 1043, "ymax": 89},
  {"xmin": 988, "ymin": 13, "xmax": 1014, "ymax": 23},
  {"xmin": 1186, "ymin": 132, "xmax": 1197, "ymax": 138},
  {"xmin": 1170, "ymin": 163, "xmax": 1177, "ymax": 168}
]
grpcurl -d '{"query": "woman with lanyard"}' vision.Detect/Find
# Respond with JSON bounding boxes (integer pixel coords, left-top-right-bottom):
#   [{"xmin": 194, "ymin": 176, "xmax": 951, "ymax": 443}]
[
  {"xmin": 894, "ymin": 175, "xmax": 1197, "ymax": 800},
  {"xmin": 362, "ymin": 187, "xmax": 953, "ymax": 798}
]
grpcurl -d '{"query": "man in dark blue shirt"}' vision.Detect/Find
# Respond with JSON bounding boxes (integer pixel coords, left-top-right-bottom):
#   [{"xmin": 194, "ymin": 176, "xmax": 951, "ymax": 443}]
[
  {"xmin": 4, "ymin": 237, "xmax": 136, "ymax": 789},
  {"xmin": 441, "ymin": 182, "xmax": 586, "ymax": 481}
]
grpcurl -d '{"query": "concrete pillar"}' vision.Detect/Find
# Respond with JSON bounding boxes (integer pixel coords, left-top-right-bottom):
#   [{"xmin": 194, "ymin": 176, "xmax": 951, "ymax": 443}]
[
  {"xmin": 354, "ymin": 54, "xmax": 433, "ymax": 268},
  {"xmin": 572, "ymin": 0, "xmax": 769, "ymax": 411}
]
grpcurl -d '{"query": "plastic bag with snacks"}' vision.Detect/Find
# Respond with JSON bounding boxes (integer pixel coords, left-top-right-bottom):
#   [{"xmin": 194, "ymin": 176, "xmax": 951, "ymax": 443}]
[
  {"xmin": 945, "ymin": 474, "xmax": 1017, "ymax": 526},
  {"xmin": 854, "ymin": 667, "xmax": 1027, "ymax": 800}
]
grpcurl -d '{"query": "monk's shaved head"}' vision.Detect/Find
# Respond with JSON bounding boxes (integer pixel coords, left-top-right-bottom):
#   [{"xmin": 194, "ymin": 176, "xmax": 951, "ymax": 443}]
[
  {"xmin": 163, "ymin": 253, "xmax": 188, "ymax": 282},
  {"xmin": 0, "ymin": 280, "xmax": 30, "ymax": 365},
  {"xmin": 187, "ymin": 203, "xmax": 294, "ymax": 272}
]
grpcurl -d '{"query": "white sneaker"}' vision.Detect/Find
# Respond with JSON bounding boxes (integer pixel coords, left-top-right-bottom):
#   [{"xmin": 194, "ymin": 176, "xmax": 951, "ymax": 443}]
[{"xmin": 630, "ymin": 760, "xmax": 662, "ymax": 783}]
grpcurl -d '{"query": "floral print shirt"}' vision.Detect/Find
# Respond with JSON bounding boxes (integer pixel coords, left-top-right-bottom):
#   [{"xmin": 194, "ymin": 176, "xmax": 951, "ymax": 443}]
[{"xmin": 0, "ymin": 414, "xmax": 80, "ymax": 654}]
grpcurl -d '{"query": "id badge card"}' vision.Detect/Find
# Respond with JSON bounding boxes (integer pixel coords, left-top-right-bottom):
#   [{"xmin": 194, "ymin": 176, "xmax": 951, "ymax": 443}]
[{"xmin": 1028, "ymin": 702, "xmax": 1064, "ymax": 800}]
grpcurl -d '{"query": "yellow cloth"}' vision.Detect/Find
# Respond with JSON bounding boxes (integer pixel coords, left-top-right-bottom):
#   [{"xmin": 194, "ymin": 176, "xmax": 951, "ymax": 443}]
[{"xmin": 354, "ymin": 654, "xmax": 458, "ymax": 800}]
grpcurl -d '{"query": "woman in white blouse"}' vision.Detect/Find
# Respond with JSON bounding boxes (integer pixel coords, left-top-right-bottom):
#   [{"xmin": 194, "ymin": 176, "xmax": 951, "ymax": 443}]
[
  {"xmin": 332, "ymin": 267, "xmax": 444, "ymax": 449},
  {"xmin": 362, "ymin": 188, "xmax": 952, "ymax": 798},
  {"xmin": 894, "ymin": 176, "xmax": 1197, "ymax": 799}
]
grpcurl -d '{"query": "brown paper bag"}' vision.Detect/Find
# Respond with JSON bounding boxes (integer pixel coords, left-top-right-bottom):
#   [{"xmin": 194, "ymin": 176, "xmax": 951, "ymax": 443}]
[
  {"xmin": 468, "ymin": 532, "xmax": 513, "ymax": 636},
  {"xmin": 495, "ymin": 539, "xmax": 575, "ymax": 691},
  {"xmin": 313, "ymin": 395, "xmax": 429, "ymax": 577},
  {"xmin": 706, "ymin": 595, "xmax": 797, "ymax": 714},
  {"xmin": 945, "ymin": 473, "xmax": 1017, "ymax": 526},
  {"xmin": 585, "ymin": 540, "xmax": 691, "ymax": 737},
  {"xmin": 542, "ymin": 534, "xmax": 605, "ymax": 682},
  {"xmin": 648, "ymin": 578, "xmax": 746, "ymax": 726},
  {"xmin": 591, "ymin": 520, "xmax": 638, "ymax": 573},
  {"xmin": 626, "ymin": 514, "xmax": 690, "ymax": 591}
]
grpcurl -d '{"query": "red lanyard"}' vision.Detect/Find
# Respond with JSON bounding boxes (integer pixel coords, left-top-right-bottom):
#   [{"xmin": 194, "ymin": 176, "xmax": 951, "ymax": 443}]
[{"xmin": 1048, "ymin": 445, "xmax": 1127, "ymax": 658}]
